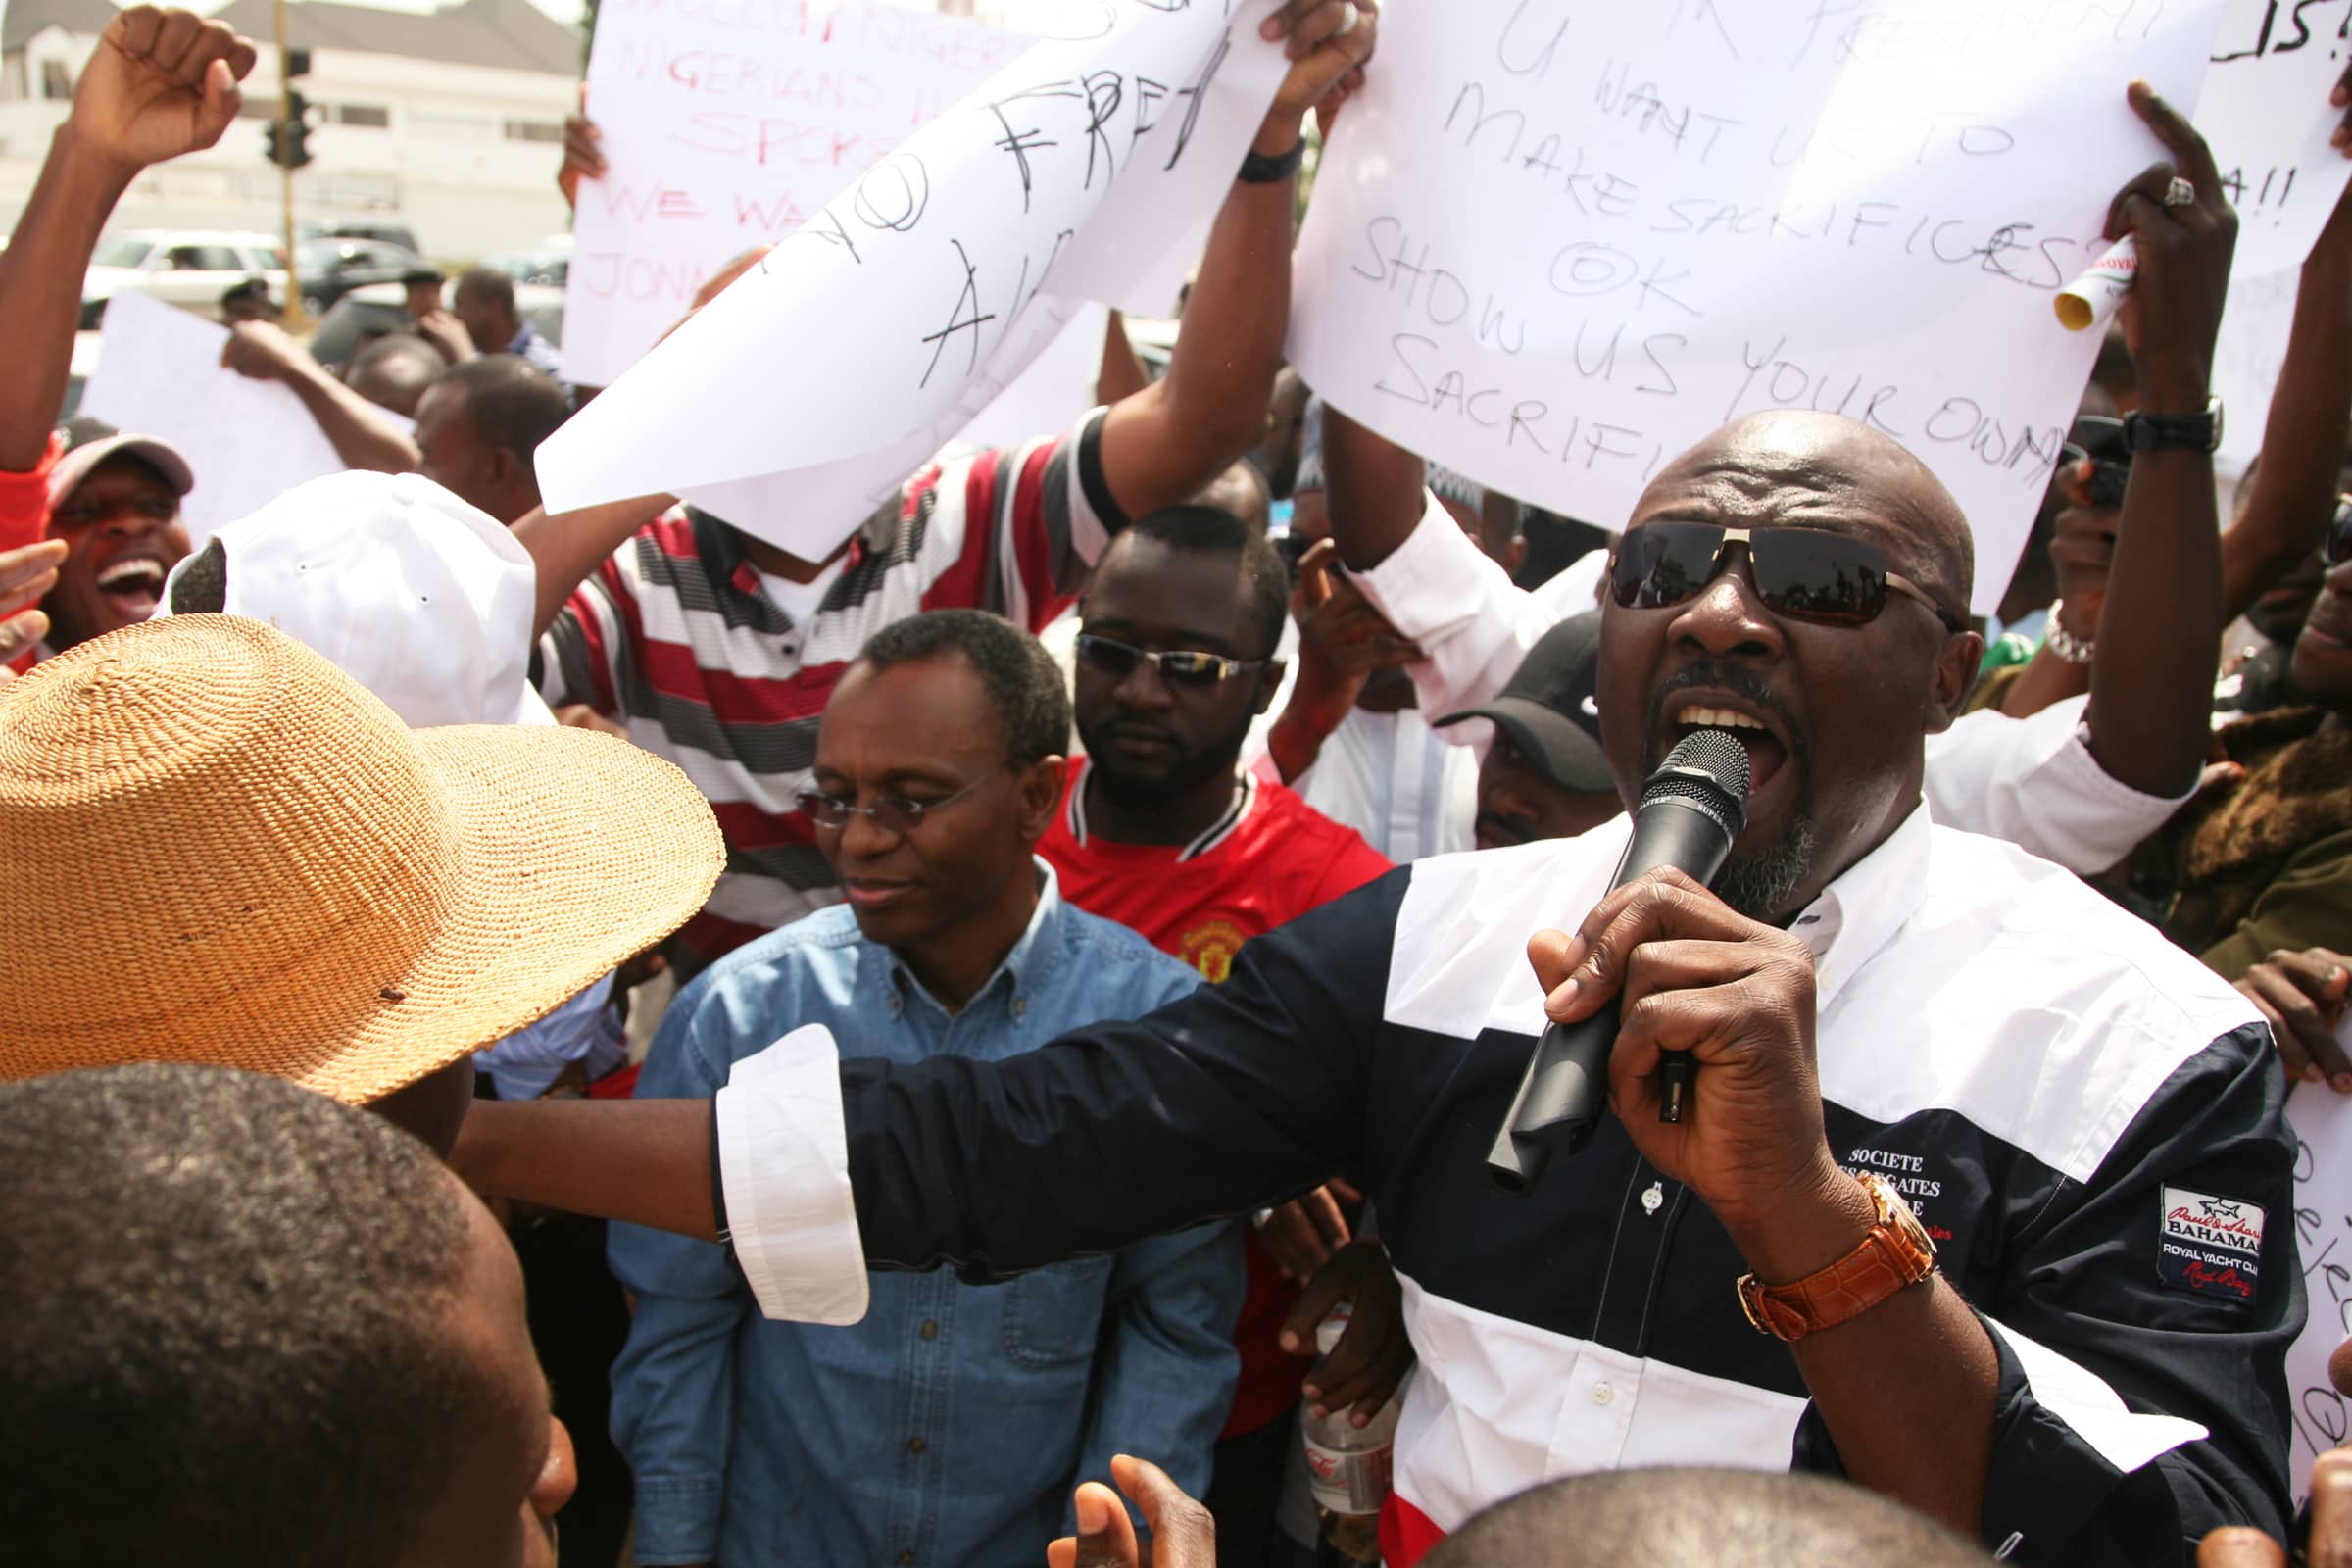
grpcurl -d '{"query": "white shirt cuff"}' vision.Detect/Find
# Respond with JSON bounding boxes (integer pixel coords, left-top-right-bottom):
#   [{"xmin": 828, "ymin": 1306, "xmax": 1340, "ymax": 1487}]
[
  {"xmin": 1354, "ymin": 488, "xmax": 1513, "ymax": 645},
  {"xmin": 713, "ymin": 1022, "xmax": 870, "ymax": 1324}
]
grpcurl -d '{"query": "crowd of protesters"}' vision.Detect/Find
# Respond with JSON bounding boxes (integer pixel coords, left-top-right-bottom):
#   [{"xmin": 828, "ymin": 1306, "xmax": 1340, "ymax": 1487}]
[{"xmin": 2, "ymin": 5, "xmax": 2351, "ymax": 1567}]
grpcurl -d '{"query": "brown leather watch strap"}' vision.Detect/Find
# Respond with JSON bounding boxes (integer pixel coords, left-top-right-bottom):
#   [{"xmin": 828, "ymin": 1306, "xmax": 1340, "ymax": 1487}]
[{"xmin": 1737, "ymin": 1172, "xmax": 1936, "ymax": 1343}]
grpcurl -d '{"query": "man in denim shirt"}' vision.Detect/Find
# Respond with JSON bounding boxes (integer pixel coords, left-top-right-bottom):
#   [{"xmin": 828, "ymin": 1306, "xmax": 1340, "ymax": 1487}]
[{"xmin": 610, "ymin": 610, "xmax": 1242, "ymax": 1568}]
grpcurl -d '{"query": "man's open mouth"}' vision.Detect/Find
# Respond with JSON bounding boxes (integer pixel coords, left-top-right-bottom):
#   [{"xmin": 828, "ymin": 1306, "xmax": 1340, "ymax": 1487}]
[
  {"xmin": 94, "ymin": 555, "xmax": 170, "ymax": 619},
  {"xmin": 1662, "ymin": 697, "xmax": 1791, "ymax": 795}
]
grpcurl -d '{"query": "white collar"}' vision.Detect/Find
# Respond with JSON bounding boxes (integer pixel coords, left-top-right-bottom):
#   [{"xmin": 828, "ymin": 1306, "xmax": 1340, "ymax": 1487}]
[{"xmin": 1788, "ymin": 799, "xmax": 1933, "ymax": 1010}]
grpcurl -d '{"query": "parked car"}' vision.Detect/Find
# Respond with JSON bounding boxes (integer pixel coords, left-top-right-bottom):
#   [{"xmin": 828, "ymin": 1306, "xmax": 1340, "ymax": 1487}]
[
  {"xmin": 307, "ymin": 278, "xmax": 566, "ymax": 371},
  {"xmin": 297, "ymin": 219, "xmax": 423, "ymax": 256},
  {"xmin": 479, "ymin": 236, "xmax": 571, "ymax": 288},
  {"xmin": 81, "ymin": 229, "xmax": 287, "ymax": 327},
  {"xmin": 296, "ymin": 237, "xmax": 429, "ymax": 318}
]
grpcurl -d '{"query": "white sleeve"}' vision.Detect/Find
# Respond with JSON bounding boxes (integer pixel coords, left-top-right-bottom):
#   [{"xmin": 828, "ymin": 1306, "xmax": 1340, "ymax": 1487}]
[
  {"xmin": 1922, "ymin": 694, "xmax": 2191, "ymax": 875},
  {"xmin": 712, "ymin": 1022, "xmax": 871, "ymax": 1324},
  {"xmin": 1351, "ymin": 491, "xmax": 1604, "ymax": 737}
]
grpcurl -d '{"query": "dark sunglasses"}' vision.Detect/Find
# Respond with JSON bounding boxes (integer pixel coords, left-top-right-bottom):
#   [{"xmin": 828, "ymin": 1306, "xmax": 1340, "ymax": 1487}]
[
  {"xmin": 1610, "ymin": 519, "xmax": 1966, "ymax": 632},
  {"xmin": 796, "ymin": 771, "xmax": 992, "ymax": 834},
  {"xmin": 1075, "ymin": 632, "xmax": 1266, "ymax": 689},
  {"xmin": 50, "ymin": 492, "xmax": 178, "ymax": 529}
]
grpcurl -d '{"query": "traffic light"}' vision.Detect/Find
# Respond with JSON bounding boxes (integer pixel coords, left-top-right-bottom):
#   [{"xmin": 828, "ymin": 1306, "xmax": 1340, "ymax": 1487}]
[{"xmin": 263, "ymin": 87, "xmax": 315, "ymax": 171}]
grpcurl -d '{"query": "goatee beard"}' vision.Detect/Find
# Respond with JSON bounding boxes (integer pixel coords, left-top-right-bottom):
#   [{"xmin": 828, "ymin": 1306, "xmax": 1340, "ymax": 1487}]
[{"xmin": 1714, "ymin": 812, "xmax": 1821, "ymax": 923}]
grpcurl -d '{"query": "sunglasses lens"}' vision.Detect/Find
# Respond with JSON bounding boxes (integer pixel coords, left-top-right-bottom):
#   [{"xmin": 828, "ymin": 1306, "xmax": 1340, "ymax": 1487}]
[
  {"xmin": 1077, "ymin": 635, "xmax": 1140, "ymax": 677},
  {"xmin": 870, "ymin": 799, "xmax": 924, "ymax": 833},
  {"xmin": 796, "ymin": 790, "xmax": 843, "ymax": 826},
  {"xmin": 1750, "ymin": 532, "xmax": 1887, "ymax": 626},
  {"xmin": 1612, "ymin": 522, "xmax": 1721, "ymax": 609},
  {"xmin": 1156, "ymin": 652, "xmax": 1226, "ymax": 687}
]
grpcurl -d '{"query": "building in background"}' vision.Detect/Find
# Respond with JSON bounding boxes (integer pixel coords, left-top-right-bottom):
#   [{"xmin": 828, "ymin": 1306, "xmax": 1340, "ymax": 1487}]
[{"xmin": 0, "ymin": 0, "xmax": 576, "ymax": 260}]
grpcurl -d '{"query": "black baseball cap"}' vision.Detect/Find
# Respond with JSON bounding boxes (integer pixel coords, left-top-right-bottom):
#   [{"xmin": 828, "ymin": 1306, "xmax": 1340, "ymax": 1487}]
[{"xmin": 1435, "ymin": 611, "xmax": 1612, "ymax": 791}]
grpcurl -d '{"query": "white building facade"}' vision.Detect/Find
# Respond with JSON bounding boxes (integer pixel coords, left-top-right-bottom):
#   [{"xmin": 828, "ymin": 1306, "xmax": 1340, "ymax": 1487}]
[{"xmin": 0, "ymin": 0, "xmax": 578, "ymax": 260}]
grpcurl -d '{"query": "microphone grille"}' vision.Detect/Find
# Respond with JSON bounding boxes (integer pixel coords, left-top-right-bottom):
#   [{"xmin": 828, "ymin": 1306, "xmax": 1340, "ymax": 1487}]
[{"xmin": 1642, "ymin": 729, "xmax": 1752, "ymax": 837}]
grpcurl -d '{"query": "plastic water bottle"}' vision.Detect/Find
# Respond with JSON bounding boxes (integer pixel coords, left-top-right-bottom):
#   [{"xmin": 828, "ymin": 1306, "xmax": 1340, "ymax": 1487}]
[{"xmin": 1300, "ymin": 1305, "xmax": 1400, "ymax": 1565}]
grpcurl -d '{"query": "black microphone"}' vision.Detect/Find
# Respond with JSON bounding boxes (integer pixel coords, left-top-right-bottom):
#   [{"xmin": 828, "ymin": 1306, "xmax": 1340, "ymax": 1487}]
[{"xmin": 1485, "ymin": 730, "xmax": 1750, "ymax": 1196}]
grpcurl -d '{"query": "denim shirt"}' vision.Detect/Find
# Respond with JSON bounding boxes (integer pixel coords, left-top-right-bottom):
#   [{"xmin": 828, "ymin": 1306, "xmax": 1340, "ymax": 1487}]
[{"xmin": 610, "ymin": 863, "xmax": 1243, "ymax": 1568}]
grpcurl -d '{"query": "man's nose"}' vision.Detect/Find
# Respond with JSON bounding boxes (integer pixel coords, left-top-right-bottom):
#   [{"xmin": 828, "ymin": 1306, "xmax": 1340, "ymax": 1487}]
[
  {"xmin": 1112, "ymin": 657, "xmax": 1175, "ymax": 710},
  {"xmin": 836, "ymin": 807, "xmax": 902, "ymax": 859},
  {"xmin": 1668, "ymin": 557, "xmax": 1786, "ymax": 662}
]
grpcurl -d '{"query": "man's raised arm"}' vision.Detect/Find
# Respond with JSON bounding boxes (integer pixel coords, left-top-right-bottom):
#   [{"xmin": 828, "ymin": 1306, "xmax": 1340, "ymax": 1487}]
[
  {"xmin": 1093, "ymin": 2, "xmax": 1377, "ymax": 519},
  {"xmin": 0, "ymin": 8, "xmax": 257, "ymax": 475}
]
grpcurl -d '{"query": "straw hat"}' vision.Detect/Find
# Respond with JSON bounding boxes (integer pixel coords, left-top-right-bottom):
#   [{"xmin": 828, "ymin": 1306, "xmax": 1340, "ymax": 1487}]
[{"xmin": 0, "ymin": 613, "xmax": 723, "ymax": 1103}]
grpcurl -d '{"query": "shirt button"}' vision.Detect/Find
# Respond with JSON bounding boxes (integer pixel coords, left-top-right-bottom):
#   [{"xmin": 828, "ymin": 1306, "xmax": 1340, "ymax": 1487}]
[
  {"xmin": 919, "ymin": 1320, "xmax": 939, "ymax": 1340},
  {"xmin": 908, "ymin": 1436, "xmax": 927, "ymax": 1453},
  {"xmin": 1012, "ymin": 998, "xmax": 1027, "ymax": 1019},
  {"xmin": 1590, "ymin": 1381, "xmax": 1616, "ymax": 1406}
]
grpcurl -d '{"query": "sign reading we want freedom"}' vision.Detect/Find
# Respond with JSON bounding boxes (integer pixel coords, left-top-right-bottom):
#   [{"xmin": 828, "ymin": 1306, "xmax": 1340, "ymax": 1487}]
[{"xmin": 1290, "ymin": 0, "xmax": 2229, "ymax": 612}]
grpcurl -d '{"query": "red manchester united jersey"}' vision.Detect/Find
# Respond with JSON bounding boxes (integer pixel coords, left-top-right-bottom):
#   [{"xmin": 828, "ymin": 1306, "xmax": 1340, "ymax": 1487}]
[{"xmin": 1041, "ymin": 760, "xmax": 1394, "ymax": 1438}]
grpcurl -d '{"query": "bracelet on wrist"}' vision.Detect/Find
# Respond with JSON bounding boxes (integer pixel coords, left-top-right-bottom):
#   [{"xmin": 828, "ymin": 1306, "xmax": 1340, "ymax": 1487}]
[
  {"xmin": 2043, "ymin": 599, "xmax": 2095, "ymax": 665},
  {"xmin": 1238, "ymin": 139, "xmax": 1305, "ymax": 184}
]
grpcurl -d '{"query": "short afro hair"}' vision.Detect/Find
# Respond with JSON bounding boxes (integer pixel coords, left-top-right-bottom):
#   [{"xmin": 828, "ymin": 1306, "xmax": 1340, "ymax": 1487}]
[
  {"xmin": 855, "ymin": 609, "xmax": 1070, "ymax": 768},
  {"xmin": 1120, "ymin": 505, "xmax": 1290, "ymax": 658},
  {"xmin": 430, "ymin": 355, "xmax": 572, "ymax": 464},
  {"xmin": 453, "ymin": 265, "xmax": 517, "ymax": 312},
  {"xmin": 1423, "ymin": 1469, "xmax": 1989, "ymax": 1568},
  {"xmin": 0, "ymin": 1063, "xmax": 497, "ymax": 1568}
]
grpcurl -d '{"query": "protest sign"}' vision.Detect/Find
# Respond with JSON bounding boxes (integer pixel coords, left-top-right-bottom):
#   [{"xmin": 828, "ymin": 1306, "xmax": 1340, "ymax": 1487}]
[
  {"xmin": 2201, "ymin": 0, "xmax": 2352, "ymax": 279},
  {"xmin": 1288, "ymin": 0, "xmax": 2225, "ymax": 614},
  {"xmin": 537, "ymin": 0, "xmax": 1288, "ymax": 557},
  {"xmin": 2287, "ymin": 1062, "xmax": 2352, "ymax": 1505},
  {"xmin": 82, "ymin": 292, "xmax": 346, "ymax": 545},
  {"xmin": 562, "ymin": 0, "xmax": 1032, "ymax": 388},
  {"xmin": 959, "ymin": 298, "xmax": 1107, "ymax": 453},
  {"xmin": 2212, "ymin": 265, "xmax": 2300, "ymax": 477}
]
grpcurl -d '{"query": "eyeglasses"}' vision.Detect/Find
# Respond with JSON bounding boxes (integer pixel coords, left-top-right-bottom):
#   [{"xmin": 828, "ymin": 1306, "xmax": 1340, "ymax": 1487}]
[
  {"xmin": 2329, "ymin": 495, "xmax": 2352, "ymax": 566},
  {"xmin": 50, "ymin": 492, "xmax": 178, "ymax": 530},
  {"xmin": 1609, "ymin": 519, "xmax": 1966, "ymax": 633},
  {"xmin": 796, "ymin": 772, "xmax": 993, "ymax": 833},
  {"xmin": 1075, "ymin": 633, "xmax": 1266, "ymax": 689}
]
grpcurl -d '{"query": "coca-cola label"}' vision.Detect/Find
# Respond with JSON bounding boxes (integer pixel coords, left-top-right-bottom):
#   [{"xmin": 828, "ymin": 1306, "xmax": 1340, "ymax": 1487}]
[
  {"xmin": 1303, "ymin": 1436, "xmax": 1394, "ymax": 1514},
  {"xmin": 2156, "ymin": 1185, "xmax": 2263, "ymax": 1306}
]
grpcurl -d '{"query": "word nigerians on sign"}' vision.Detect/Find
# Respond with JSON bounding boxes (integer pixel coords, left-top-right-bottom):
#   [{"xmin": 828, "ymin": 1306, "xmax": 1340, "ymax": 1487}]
[
  {"xmin": 1289, "ymin": 0, "xmax": 2222, "ymax": 613},
  {"xmin": 538, "ymin": 1, "xmax": 1286, "ymax": 555},
  {"xmin": 562, "ymin": 0, "xmax": 1031, "ymax": 388}
]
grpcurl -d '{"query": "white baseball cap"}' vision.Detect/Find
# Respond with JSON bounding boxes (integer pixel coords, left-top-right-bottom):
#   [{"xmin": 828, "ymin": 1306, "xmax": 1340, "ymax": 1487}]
[{"xmin": 159, "ymin": 471, "xmax": 553, "ymax": 728}]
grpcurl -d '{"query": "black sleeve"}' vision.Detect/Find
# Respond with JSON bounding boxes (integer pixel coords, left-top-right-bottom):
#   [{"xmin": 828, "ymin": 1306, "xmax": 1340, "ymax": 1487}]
[
  {"xmin": 841, "ymin": 867, "xmax": 1411, "ymax": 1284},
  {"xmin": 1795, "ymin": 1021, "xmax": 2301, "ymax": 1567}
]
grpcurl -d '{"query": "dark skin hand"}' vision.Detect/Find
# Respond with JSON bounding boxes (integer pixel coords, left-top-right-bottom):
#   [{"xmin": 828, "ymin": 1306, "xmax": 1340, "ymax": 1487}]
[
  {"xmin": 2235, "ymin": 946, "xmax": 2352, "ymax": 1088},
  {"xmin": 2000, "ymin": 83, "xmax": 2233, "ymax": 796},
  {"xmin": 1253, "ymin": 1177, "xmax": 1354, "ymax": 1281},
  {"xmin": 1266, "ymin": 538, "xmax": 1424, "ymax": 784},
  {"xmin": 1278, "ymin": 1238, "xmax": 1413, "ymax": 1427},
  {"xmin": 0, "ymin": 539, "xmax": 66, "ymax": 679},
  {"xmin": 1047, "ymin": 1455, "xmax": 1218, "ymax": 1568}
]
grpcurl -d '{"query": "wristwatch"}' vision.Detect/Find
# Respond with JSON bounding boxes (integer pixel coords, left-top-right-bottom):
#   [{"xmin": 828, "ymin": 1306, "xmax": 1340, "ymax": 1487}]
[
  {"xmin": 2121, "ymin": 397, "xmax": 2224, "ymax": 454},
  {"xmin": 1737, "ymin": 1172, "xmax": 1936, "ymax": 1342}
]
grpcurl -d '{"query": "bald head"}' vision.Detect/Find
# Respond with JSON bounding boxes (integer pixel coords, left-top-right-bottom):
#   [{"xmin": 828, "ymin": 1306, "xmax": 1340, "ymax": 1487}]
[
  {"xmin": 1424, "ymin": 1469, "xmax": 1990, "ymax": 1568},
  {"xmin": 1646, "ymin": 411, "xmax": 1974, "ymax": 619}
]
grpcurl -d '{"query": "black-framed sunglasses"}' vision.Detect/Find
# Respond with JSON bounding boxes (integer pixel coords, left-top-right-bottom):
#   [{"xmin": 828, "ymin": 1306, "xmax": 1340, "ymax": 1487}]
[
  {"xmin": 1610, "ymin": 519, "xmax": 1966, "ymax": 632},
  {"xmin": 2328, "ymin": 495, "xmax": 2352, "ymax": 567},
  {"xmin": 1075, "ymin": 633, "xmax": 1266, "ymax": 689},
  {"xmin": 796, "ymin": 771, "xmax": 994, "ymax": 834}
]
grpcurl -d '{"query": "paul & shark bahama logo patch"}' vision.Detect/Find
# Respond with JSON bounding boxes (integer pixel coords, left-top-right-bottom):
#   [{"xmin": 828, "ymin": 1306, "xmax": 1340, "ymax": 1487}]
[{"xmin": 2156, "ymin": 1186, "xmax": 2263, "ymax": 1305}]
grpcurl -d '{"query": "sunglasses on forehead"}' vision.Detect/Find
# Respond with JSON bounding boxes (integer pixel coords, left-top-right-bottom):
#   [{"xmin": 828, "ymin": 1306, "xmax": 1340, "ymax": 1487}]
[{"xmin": 1610, "ymin": 520, "xmax": 1967, "ymax": 632}]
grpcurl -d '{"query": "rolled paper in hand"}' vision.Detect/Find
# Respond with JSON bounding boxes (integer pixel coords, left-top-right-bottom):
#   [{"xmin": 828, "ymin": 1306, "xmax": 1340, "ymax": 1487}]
[{"xmin": 2055, "ymin": 236, "xmax": 2137, "ymax": 332}]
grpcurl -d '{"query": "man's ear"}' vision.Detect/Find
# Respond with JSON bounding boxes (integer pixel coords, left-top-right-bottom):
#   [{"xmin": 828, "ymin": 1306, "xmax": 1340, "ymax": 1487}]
[
  {"xmin": 1253, "ymin": 660, "xmax": 1288, "ymax": 716},
  {"xmin": 1016, "ymin": 755, "xmax": 1068, "ymax": 846},
  {"xmin": 1924, "ymin": 628, "xmax": 1984, "ymax": 735}
]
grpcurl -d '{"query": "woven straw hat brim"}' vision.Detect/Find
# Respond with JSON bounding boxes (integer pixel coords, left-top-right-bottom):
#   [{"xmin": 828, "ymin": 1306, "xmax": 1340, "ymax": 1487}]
[{"xmin": 0, "ymin": 724, "xmax": 723, "ymax": 1104}]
